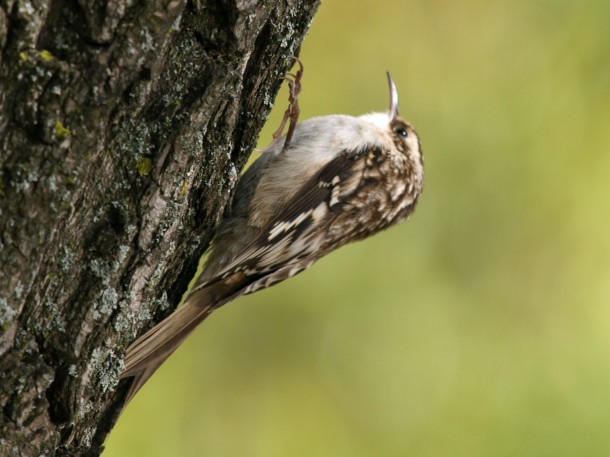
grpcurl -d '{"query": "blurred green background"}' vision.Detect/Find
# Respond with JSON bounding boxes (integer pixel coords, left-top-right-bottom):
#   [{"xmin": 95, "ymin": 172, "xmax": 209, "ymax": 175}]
[{"xmin": 105, "ymin": 1, "xmax": 610, "ymax": 455}]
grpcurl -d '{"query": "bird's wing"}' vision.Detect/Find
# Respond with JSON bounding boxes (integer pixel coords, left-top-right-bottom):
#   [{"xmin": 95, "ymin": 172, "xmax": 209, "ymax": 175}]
[{"xmin": 197, "ymin": 146, "xmax": 375, "ymax": 293}]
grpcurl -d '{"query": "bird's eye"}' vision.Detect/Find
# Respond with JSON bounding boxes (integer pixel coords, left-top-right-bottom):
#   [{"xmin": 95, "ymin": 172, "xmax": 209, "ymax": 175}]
[{"xmin": 396, "ymin": 128, "xmax": 409, "ymax": 138}]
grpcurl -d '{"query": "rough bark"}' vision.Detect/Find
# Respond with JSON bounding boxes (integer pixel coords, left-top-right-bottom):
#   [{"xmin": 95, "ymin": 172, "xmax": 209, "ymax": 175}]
[{"xmin": 0, "ymin": 0, "xmax": 319, "ymax": 455}]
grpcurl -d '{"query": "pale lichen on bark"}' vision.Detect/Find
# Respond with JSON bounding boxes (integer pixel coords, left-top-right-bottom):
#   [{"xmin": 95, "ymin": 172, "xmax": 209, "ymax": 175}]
[{"xmin": 0, "ymin": 0, "xmax": 320, "ymax": 455}]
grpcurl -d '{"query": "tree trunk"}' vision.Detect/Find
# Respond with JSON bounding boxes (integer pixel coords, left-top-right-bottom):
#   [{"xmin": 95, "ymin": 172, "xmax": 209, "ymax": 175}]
[{"xmin": 0, "ymin": 0, "xmax": 319, "ymax": 455}]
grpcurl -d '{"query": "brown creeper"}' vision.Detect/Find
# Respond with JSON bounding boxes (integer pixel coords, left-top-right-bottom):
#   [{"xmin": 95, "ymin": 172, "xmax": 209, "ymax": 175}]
[{"xmin": 121, "ymin": 71, "xmax": 424, "ymax": 405}]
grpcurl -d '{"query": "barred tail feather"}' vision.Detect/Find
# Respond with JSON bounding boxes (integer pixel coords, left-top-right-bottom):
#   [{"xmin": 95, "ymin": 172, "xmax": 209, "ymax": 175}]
[
  {"xmin": 120, "ymin": 261, "xmax": 313, "ymax": 407},
  {"xmin": 121, "ymin": 303, "xmax": 212, "ymax": 406},
  {"xmin": 120, "ymin": 272, "xmax": 249, "ymax": 407}
]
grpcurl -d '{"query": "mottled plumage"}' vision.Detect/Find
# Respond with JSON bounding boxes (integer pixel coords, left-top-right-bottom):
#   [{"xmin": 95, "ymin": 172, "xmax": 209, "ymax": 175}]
[{"xmin": 121, "ymin": 74, "xmax": 424, "ymax": 406}]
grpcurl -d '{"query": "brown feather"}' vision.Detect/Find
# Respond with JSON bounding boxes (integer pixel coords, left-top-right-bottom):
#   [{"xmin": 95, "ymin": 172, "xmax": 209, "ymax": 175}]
[
  {"xmin": 121, "ymin": 272, "xmax": 249, "ymax": 406},
  {"xmin": 121, "ymin": 303, "xmax": 212, "ymax": 406}
]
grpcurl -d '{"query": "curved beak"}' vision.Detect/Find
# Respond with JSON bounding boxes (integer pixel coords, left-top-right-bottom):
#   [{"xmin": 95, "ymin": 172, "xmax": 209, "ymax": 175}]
[{"xmin": 387, "ymin": 72, "xmax": 399, "ymax": 121}]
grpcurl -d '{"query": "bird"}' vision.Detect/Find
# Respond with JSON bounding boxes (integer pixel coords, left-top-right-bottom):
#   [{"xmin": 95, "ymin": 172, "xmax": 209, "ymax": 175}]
[{"xmin": 120, "ymin": 69, "xmax": 424, "ymax": 407}]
